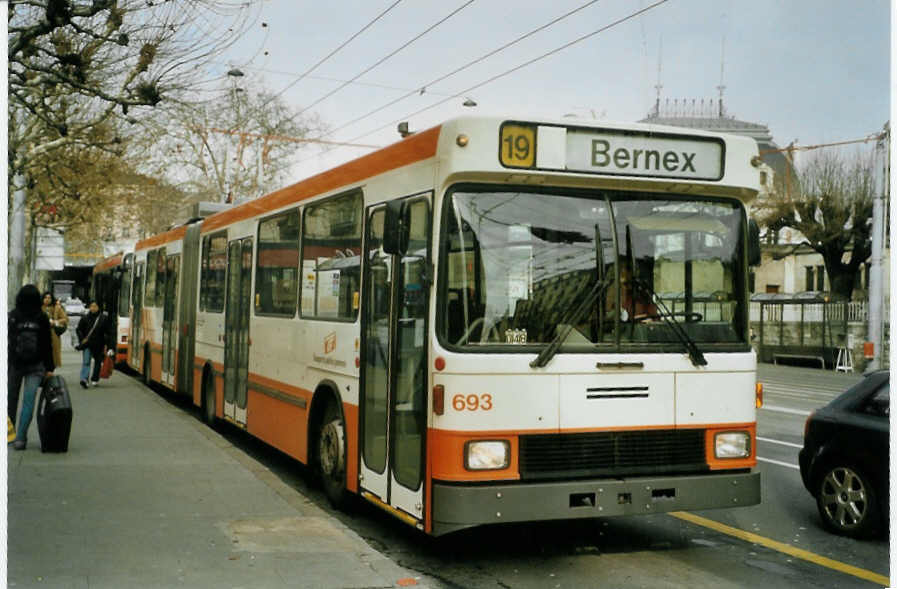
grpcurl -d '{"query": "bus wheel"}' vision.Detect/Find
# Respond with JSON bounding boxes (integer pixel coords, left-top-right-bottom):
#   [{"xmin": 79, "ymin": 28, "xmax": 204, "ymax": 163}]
[
  {"xmin": 202, "ymin": 371, "xmax": 217, "ymax": 426},
  {"xmin": 317, "ymin": 399, "xmax": 349, "ymax": 509}
]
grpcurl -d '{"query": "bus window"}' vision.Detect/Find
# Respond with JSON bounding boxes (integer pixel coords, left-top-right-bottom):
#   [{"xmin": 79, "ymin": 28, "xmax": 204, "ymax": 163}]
[
  {"xmin": 256, "ymin": 209, "xmax": 300, "ymax": 316},
  {"xmin": 154, "ymin": 247, "xmax": 167, "ymax": 308},
  {"xmin": 301, "ymin": 191, "xmax": 362, "ymax": 320},
  {"xmin": 118, "ymin": 254, "xmax": 133, "ymax": 317},
  {"xmin": 439, "ymin": 188, "xmax": 745, "ymax": 349},
  {"xmin": 201, "ymin": 232, "xmax": 227, "ymax": 313},
  {"xmin": 145, "ymin": 250, "xmax": 158, "ymax": 307}
]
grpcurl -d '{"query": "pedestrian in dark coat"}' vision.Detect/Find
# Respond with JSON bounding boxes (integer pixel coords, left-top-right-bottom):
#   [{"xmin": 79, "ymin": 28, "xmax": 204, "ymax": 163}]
[
  {"xmin": 76, "ymin": 301, "xmax": 114, "ymax": 388},
  {"xmin": 8, "ymin": 284, "xmax": 55, "ymax": 450}
]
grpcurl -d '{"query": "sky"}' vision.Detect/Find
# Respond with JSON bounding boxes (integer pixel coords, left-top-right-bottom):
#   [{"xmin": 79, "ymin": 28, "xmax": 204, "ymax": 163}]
[{"xmin": 209, "ymin": 0, "xmax": 891, "ymax": 181}]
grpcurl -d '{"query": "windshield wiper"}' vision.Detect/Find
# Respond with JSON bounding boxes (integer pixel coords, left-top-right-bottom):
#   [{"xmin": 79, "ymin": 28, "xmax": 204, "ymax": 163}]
[
  {"xmin": 631, "ymin": 277, "xmax": 707, "ymax": 367},
  {"xmin": 530, "ymin": 276, "xmax": 613, "ymax": 368}
]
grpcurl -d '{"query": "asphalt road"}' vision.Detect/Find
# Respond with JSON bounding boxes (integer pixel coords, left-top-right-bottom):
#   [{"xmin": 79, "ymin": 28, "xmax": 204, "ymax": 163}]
[{"xmin": 150, "ymin": 363, "xmax": 889, "ymax": 588}]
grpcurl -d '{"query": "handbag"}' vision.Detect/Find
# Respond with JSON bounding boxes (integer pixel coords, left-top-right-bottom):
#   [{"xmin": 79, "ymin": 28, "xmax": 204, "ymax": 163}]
[
  {"xmin": 75, "ymin": 313, "xmax": 101, "ymax": 351},
  {"xmin": 54, "ymin": 322, "xmax": 67, "ymax": 336},
  {"xmin": 99, "ymin": 354, "xmax": 114, "ymax": 379}
]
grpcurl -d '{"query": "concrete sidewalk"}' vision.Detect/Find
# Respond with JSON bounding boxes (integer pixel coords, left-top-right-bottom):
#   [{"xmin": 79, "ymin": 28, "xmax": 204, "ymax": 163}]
[{"xmin": 8, "ymin": 348, "xmax": 437, "ymax": 588}]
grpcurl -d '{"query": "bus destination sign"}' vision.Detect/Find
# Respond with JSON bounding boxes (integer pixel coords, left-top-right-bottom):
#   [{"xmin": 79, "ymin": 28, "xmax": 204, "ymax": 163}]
[{"xmin": 565, "ymin": 129, "xmax": 724, "ymax": 180}]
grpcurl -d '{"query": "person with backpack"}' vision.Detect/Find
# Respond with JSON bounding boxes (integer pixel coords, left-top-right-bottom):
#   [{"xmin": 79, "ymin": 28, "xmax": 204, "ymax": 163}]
[
  {"xmin": 75, "ymin": 301, "xmax": 114, "ymax": 388},
  {"xmin": 8, "ymin": 284, "xmax": 55, "ymax": 450}
]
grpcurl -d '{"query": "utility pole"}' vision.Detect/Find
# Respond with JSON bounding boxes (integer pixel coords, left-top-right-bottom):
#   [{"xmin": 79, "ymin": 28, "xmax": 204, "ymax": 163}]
[
  {"xmin": 9, "ymin": 173, "xmax": 27, "ymax": 306},
  {"xmin": 866, "ymin": 123, "xmax": 889, "ymax": 371}
]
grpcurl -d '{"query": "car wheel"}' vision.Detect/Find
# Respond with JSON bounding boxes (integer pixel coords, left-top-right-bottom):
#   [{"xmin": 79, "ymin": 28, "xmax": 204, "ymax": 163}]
[{"xmin": 816, "ymin": 463, "xmax": 880, "ymax": 538}]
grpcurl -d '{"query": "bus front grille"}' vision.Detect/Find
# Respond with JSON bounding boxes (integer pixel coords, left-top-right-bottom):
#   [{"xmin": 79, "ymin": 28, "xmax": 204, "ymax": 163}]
[{"xmin": 518, "ymin": 429, "xmax": 707, "ymax": 480}]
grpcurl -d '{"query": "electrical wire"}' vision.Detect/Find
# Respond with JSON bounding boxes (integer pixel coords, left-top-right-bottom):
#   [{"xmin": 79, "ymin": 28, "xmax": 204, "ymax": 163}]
[
  {"xmin": 297, "ymin": 0, "xmax": 670, "ymax": 168},
  {"xmin": 322, "ymin": 0, "xmax": 602, "ymax": 141},
  {"xmin": 252, "ymin": 0, "xmax": 404, "ymax": 114},
  {"xmin": 214, "ymin": 65, "xmax": 456, "ymax": 97},
  {"xmin": 291, "ymin": 1, "xmax": 476, "ymax": 120},
  {"xmin": 759, "ymin": 135, "xmax": 884, "ymax": 155}
]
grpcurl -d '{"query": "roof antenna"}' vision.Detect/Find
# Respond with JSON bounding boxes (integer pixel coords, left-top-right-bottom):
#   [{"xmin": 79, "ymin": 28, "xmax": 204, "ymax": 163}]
[{"xmin": 716, "ymin": 35, "xmax": 726, "ymax": 118}]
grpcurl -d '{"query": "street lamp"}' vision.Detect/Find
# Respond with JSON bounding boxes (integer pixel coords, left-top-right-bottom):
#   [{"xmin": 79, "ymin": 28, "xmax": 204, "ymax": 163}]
[{"xmin": 462, "ymin": 97, "xmax": 477, "ymax": 107}]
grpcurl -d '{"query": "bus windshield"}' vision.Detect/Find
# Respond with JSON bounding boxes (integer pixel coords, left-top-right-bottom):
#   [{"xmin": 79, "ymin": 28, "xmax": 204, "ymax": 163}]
[{"xmin": 439, "ymin": 186, "xmax": 747, "ymax": 350}]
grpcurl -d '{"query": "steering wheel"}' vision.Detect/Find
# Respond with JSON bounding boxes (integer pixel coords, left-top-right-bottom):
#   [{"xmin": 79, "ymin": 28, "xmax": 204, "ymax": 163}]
[
  {"xmin": 634, "ymin": 311, "xmax": 703, "ymax": 324},
  {"xmin": 455, "ymin": 317, "xmax": 502, "ymax": 345}
]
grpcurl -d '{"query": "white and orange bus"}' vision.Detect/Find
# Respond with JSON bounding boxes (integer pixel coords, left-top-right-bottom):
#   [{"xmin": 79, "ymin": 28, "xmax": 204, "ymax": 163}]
[
  {"xmin": 91, "ymin": 249, "xmax": 134, "ymax": 364},
  {"xmin": 127, "ymin": 115, "xmax": 763, "ymax": 535}
]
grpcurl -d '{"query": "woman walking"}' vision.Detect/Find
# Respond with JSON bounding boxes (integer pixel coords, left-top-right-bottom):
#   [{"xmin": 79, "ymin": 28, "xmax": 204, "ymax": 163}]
[
  {"xmin": 42, "ymin": 292, "xmax": 68, "ymax": 368},
  {"xmin": 76, "ymin": 301, "xmax": 114, "ymax": 388},
  {"xmin": 8, "ymin": 284, "xmax": 55, "ymax": 450}
]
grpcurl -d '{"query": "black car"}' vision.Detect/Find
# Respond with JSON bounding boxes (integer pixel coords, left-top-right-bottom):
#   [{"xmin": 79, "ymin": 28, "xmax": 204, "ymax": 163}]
[{"xmin": 799, "ymin": 370, "xmax": 889, "ymax": 538}]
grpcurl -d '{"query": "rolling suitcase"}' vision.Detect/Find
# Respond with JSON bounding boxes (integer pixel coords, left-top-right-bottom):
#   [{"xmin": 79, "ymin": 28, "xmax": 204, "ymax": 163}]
[{"xmin": 37, "ymin": 375, "xmax": 73, "ymax": 453}]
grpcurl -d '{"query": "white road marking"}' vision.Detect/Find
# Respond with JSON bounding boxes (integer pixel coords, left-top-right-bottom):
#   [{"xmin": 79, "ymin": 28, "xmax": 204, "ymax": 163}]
[
  {"xmin": 757, "ymin": 456, "xmax": 800, "ymax": 470},
  {"xmin": 756, "ymin": 436, "xmax": 803, "ymax": 449},
  {"xmin": 759, "ymin": 404, "xmax": 811, "ymax": 416}
]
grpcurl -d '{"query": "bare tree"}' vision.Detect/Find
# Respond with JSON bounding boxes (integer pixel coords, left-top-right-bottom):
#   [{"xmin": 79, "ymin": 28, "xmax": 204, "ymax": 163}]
[
  {"xmin": 144, "ymin": 78, "xmax": 329, "ymax": 203},
  {"xmin": 8, "ymin": 0, "xmax": 260, "ymax": 294},
  {"xmin": 757, "ymin": 150, "xmax": 875, "ymax": 300}
]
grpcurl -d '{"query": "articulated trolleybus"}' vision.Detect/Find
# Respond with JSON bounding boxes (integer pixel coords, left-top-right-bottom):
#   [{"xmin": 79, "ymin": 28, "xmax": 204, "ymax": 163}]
[
  {"xmin": 92, "ymin": 250, "xmax": 134, "ymax": 364},
  {"xmin": 128, "ymin": 116, "xmax": 762, "ymax": 535}
]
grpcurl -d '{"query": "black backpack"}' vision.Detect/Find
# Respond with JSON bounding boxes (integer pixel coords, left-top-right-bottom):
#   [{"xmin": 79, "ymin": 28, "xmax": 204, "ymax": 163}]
[{"xmin": 12, "ymin": 316, "xmax": 41, "ymax": 364}]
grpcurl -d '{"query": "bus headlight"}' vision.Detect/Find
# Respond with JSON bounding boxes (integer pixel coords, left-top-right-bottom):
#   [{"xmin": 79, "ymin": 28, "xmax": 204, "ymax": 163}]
[
  {"xmin": 714, "ymin": 431, "xmax": 751, "ymax": 459},
  {"xmin": 464, "ymin": 440, "xmax": 510, "ymax": 470}
]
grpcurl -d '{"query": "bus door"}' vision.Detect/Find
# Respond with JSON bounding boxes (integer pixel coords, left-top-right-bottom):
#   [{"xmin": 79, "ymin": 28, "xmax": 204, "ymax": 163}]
[
  {"xmin": 130, "ymin": 262, "xmax": 145, "ymax": 368},
  {"xmin": 161, "ymin": 254, "xmax": 180, "ymax": 387},
  {"xmin": 223, "ymin": 238, "xmax": 252, "ymax": 426},
  {"xmin": 359, "ymin": 196, "xmax": 430, "ymax": 524}
]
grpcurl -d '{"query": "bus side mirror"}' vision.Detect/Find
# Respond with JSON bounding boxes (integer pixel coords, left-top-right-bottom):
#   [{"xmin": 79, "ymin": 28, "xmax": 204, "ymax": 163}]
[
  {"xmin": 383, "ymin": 200, "xmax": 408, "ymax": 255},
  {"xmin": 748, "ymin": 219, "xmax": 761, "ymax": 266}
]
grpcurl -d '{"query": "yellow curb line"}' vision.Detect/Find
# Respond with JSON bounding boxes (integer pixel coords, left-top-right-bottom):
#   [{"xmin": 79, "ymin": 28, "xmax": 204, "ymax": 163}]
[{"xmin": 669, "ymin": 512, "xmax": 890, "ymax": 587}]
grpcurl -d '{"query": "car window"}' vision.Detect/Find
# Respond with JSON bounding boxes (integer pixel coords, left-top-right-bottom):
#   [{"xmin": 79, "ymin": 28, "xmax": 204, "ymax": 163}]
[{"xmin": 861, "ymin": 381, "xmax": 889, "ymax": 418}]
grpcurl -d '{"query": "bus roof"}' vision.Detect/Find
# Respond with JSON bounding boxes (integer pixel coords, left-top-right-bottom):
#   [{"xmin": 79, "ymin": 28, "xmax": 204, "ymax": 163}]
[
  {"xmin": 134, "ymin": 115, "xmax": 760, "ymax": 249},
  {"xmin": 199, "ymin": 125, "xmax": 442, "ymax": 235}
]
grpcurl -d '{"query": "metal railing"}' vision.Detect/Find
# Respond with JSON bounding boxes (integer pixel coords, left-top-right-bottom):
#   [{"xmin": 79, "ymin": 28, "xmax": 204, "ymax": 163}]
[{"xmin": 750, "ymin": 301, "xmax": 877, "ymax": 323}]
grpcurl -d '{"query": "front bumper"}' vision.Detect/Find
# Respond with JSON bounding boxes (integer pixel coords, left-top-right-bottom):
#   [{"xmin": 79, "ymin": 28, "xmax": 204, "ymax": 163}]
[{"xmin": 432, "ymin": 471, "xmax": 760, "ymax": 535}]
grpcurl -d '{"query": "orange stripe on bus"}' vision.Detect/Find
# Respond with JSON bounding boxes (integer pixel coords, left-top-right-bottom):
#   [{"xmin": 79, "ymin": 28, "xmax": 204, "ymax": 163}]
[
  {"xmin": 93, "ymin": 253, "xmax": 123, "ymax": 272},
  {"xmin": 135, "ymin": 225, "xmax": 188, "ymax": 250},
  {"xmin": 705, "ymin": 423, "xmax": 757, "ymax": 470},
  {"xmin": 248, "ymin": 372, "xmax": 313, "ymax": 406},
  {"xmin": 200, "ymin": 125, "xmax": 441, "ymax": 234},
  {"xmin": 343, "ymin": 403, "xmax": 359, "ymax": 494},
  {"xmin": 430, "ymin": 429, "xmax": 520, "ymax": 482},
  {"xmin": 429, "ymin": 421, "xmax": 758, "ymax": 482},
  {"xmin": 247, "ymin": 389, "xmax": 309, "ymax": 462}
]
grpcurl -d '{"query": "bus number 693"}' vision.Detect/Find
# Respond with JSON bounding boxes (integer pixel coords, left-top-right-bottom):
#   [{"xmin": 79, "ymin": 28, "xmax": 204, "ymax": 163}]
[{"xmin": 452, "ymin": 394, "xmax": 493, "ymax": 411}]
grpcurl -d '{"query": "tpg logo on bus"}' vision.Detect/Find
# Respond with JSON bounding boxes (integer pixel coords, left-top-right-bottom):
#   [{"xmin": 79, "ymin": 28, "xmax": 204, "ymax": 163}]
[{"xmin": 565, "ymin": 130, "xmax": 724, "ymax": 180}]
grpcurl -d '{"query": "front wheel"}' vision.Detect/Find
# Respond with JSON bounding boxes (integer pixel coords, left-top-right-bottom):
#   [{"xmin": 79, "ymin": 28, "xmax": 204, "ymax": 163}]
[
  {"xmin": 816, "ymin": 463, "xmax": 880, "ymax": 538},
  {"xmin": 317, "ymin": 399, "xmax": 350, "ymax": 509}
]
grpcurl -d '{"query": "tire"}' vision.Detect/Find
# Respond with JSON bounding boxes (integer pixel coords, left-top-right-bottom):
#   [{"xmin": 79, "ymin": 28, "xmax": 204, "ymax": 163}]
[
  {"xmin": 202, "ymin": 371, "xmax": 216, "ymax": 426},
  {"xmin": 816, "ymin": 463, "xmax": 880, "ymax": 538},
  {"xmin": 317, "ymin": 398, "xmax": 349, "ymax": 509}
]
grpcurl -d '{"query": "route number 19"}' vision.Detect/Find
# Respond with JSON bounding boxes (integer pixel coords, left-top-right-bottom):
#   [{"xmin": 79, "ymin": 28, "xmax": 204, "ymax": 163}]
[{"xmin": 499, "ymin": 124, "xmax": 536, "ymax": 168}]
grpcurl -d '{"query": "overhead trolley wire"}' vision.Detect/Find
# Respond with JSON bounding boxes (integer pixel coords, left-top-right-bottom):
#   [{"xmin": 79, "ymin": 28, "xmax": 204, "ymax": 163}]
[
  {"xmin": 219, "ymin": 66, "xmax": 457, "ymax": 97},
  {"xmin": 322, "ymin": 0, "xmax": 602, "ymax": 141},
  {"xmin": 249, "ymin": 0, "xmax": 404, "ymax": 116},
  {"xmin": 291, "ymin": 1, "xmax": 476, "ymax": 120},
  {"xmin": 297, "ymin": 0, "xmax": 670, "ymax": 168},
  {"xmin": 348, "ymin": 0, "xmax": 671, "ymax": 144}
]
